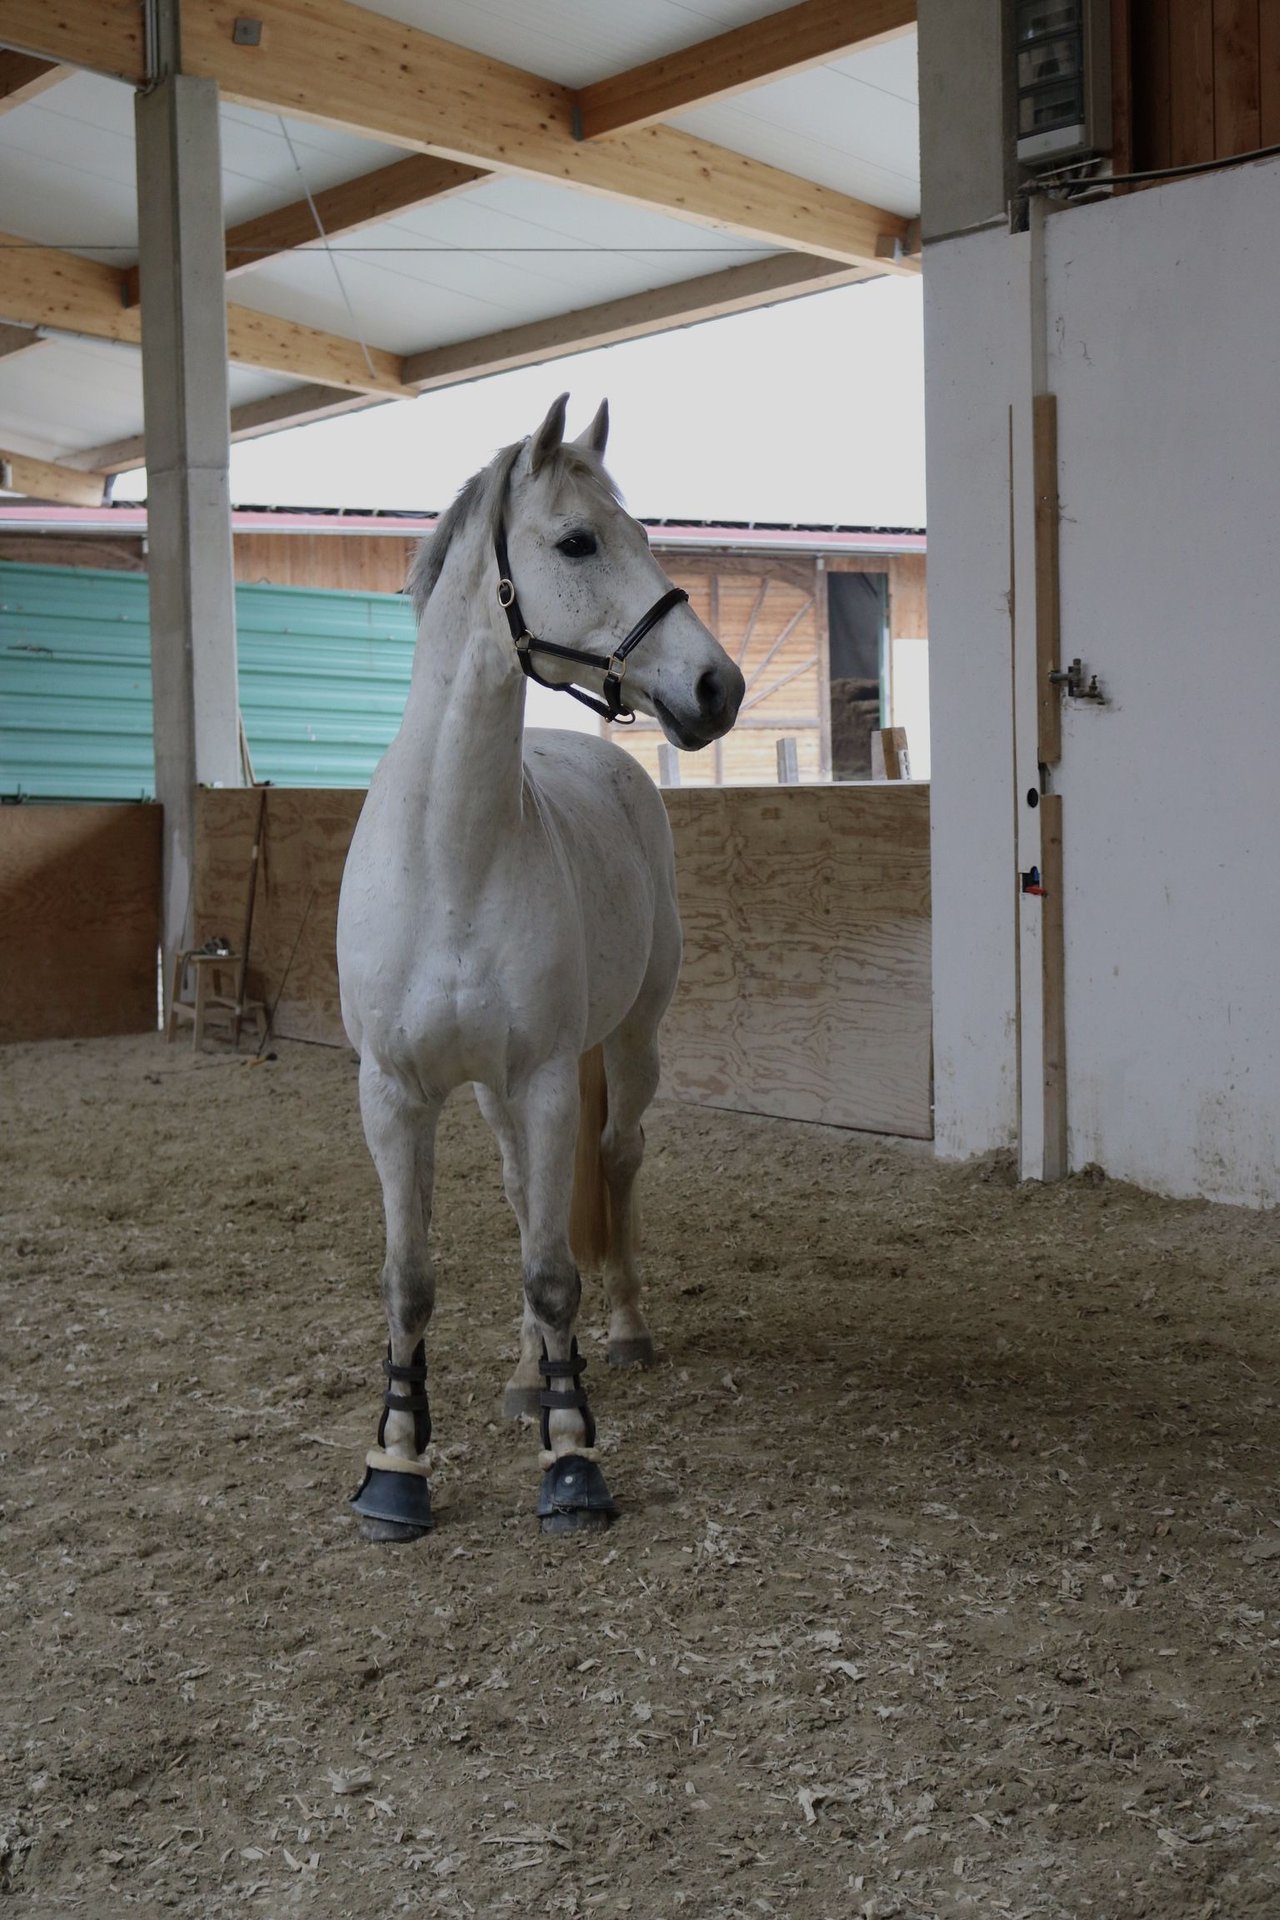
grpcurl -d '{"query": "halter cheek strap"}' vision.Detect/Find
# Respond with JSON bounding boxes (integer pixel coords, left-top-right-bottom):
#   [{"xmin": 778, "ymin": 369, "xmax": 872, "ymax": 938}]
[{"xmin": 494, "ymin": 519, "xmax": 688, "ymax": 725}]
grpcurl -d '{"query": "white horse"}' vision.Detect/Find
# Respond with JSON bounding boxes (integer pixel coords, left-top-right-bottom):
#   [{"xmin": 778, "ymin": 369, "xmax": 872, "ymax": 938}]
[{"xmin": 337, "ymin": 395, "xmax": 744, "ymax": 1540}]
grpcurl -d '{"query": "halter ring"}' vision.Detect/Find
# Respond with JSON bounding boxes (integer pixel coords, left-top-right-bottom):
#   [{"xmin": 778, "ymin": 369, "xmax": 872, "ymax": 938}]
[{"xmin": 497, "ymin": 578, "xmax": 516, "ymax": 609}]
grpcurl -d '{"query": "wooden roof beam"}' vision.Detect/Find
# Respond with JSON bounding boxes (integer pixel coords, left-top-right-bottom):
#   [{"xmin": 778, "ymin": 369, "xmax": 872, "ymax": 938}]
[
  {"xmin": 66, "ymin": 383, "xmax": 385, "ymax": 474},
  {"xmin": 122, "ymin": 152, "xmax": 489, "ymax": 306},
  {"xmin": 0, "ymin": 2, "xmax": 142, "ymax": 80},
  {"xmin": 2, "ymin": 0, "xmax": 914, "ymax": 267},
  {"xmin": 0, "ymin": 446, "xmax": 106, "ymax": 505},
  {"xmin": 574, "ymin": 0, "xmax": 917, "ymax": 140},
  {"xmin": 0, "ymin": 50, "xmax": 71, "ymax": 111},
  {"xmin": 70, "ymin": 252, "xmax": 883, "ymax": 474},
  {"xmin": 176, "ymin": 0, "xmax": 913, "ymax": 271},
  {"xmin": 0, "ymin": 230, "xmax": 412, "ymax": 396},
  {"xmin": 403, "ymin": 253, "xmax": 878, "ymax": 389}
]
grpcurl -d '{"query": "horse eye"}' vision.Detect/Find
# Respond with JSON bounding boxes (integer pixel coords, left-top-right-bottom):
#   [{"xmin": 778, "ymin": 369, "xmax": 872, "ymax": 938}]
[{"xmin": 556, "ymin": 531, "xmax": 597, "ymax": 559}]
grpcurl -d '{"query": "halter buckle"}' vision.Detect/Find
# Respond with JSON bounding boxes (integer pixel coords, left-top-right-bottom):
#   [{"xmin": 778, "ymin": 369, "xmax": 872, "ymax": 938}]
[
  {"xmin": 606, "ymin": 653, "xmax": 627, "ymax": 683},
  {"xmin": 497, "ymin": 578, "xmax": 516, "ymax": 609}
]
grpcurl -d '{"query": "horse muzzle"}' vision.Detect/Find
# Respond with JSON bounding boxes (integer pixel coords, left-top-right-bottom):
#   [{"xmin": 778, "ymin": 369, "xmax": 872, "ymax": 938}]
[{"xmin": 653, "ymin": 660, "xmax": 744, "ymax": 751}]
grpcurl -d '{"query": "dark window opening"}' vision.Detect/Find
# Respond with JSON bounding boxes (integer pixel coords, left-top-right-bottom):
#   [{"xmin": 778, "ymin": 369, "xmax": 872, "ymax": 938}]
[{"xmin": 828, "ymin": 571, "xmax": 887, "ymax": 780}]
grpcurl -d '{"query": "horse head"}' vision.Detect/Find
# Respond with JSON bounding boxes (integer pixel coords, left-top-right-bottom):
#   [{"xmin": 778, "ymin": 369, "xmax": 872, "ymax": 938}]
[{"xmin": 497, "ymin": 394, "xmax": 744, "ymax": 749}]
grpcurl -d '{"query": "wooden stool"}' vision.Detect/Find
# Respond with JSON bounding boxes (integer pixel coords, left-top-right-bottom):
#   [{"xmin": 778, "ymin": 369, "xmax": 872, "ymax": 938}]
[{"xmin": 167, "ymin": 948, "xmax": 267, "ymax": 1051}]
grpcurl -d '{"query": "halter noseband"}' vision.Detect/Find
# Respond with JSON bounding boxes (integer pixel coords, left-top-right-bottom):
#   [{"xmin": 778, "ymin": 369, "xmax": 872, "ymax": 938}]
[{"xmin": 493, "ymin": 517, "xmax": 688, "ymax": 724}]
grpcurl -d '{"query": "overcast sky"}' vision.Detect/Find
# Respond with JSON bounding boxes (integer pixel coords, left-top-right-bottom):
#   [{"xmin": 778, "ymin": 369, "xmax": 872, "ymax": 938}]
[{"xmin": 116, "ymin": 275, "xmax": 925, "ymax": 526}]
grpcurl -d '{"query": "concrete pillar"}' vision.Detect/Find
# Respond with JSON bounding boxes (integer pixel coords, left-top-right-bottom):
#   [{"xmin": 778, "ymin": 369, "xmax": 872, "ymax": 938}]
[
  {"xmin": 918, "ymin": 0, "xmax": 1012, "ymax": 243},
  {"xmin": 135, "ymin": 59, "xmax": 240, "ymax": 986}
]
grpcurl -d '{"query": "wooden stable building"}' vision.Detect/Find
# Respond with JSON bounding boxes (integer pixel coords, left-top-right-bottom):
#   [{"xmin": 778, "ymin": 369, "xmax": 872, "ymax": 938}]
[{"xmin": 0, "ymin": 504, "xmax": 928, "ymax": 791}]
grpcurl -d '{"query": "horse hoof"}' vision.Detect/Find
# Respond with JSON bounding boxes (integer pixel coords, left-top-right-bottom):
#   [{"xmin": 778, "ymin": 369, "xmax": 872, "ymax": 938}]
[
  {"xmin": 357, "ymin": 1513, "xmax": 432, "ymax": 1545},
  {"xmin": 501, "ymin": 1383, "xmax": 543, "ymax": 1421},
  {"xmin": 541, "ymin": 1505, "xmax": 614, "ymax": 1536},
  {"xmin": 608, "ymin": 1336, "xmax": 656, "ymax": 1369},
  {"xmin": 536, "ymin": 1453, "xmax": 618, "ymax": 1534},
  {"xmin": 350, "ymin": 1464, "xmax": 433, "ymax": 1537}
]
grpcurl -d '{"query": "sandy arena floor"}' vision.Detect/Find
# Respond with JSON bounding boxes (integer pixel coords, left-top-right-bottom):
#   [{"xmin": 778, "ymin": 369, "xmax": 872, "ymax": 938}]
[{"xmin": 1, "ymin": 1034, "xmax": 1279, "ymax": 1918}]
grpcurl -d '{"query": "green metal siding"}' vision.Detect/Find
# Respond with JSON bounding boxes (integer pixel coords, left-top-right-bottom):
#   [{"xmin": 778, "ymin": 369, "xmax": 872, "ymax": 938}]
[{"xmin": 0, "ymin": 562, "xmax": 417, "ymax": 799}]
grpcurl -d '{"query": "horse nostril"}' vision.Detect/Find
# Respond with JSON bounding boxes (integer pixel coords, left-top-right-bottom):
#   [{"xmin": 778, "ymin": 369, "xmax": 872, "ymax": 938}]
[
  {"xmin": 696, "ymin": 667, "xmax": 728, "ymax": 717},
  {"xmin": 695, "ymin": 663, "xmax": 744, "ymax": 725}
]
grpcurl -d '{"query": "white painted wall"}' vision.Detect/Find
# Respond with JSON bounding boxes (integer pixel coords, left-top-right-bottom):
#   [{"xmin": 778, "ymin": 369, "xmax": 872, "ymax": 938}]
[
  {"xmin": 890, "ymin": 638, "xmax": 931, "ymax": 781},
  {"xmin": 926, "ymin": 154, "xmax": 1280, "ymax": 1204},
  {"xmin": 1047, "ymin": 158, "xmax": 1280, "ymax": 1203}
]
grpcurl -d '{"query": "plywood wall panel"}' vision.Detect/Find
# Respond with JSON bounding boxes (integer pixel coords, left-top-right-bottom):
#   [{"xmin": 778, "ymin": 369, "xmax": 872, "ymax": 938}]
[
  {"xmin": 888, "ymin": 554, "xmax": 929, "ymax": 639},
  {"xmin": 195, "ymin": 783, "xmax": 932, "ymax": 1138},
  {"xmin": 663, "ymin": 785, "xmax": 932, "ymax": 1137},
  {"xmin": 0, "ymin": 803, "xmax": 160, "ymax": 1041},
  {"xmin": 194, "ymin": 786, "xmax": 362, "ymax": 1046}
]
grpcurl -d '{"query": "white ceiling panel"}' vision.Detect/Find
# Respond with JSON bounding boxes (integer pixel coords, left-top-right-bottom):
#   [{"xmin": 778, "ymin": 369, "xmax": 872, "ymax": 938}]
[
  {"xmin": 226, "ymin": 366, "xmax": 312, "ymax": 408},
  {"xmin": 359, "ymin": 1, "xmax": 793, "ymax": 89},
  {"xmin": 0, "ymin": 3, "xmax": 919, "ymax": 472},
  {"xmin": 232, "ymin": 175, "xmax": 776, "ymax": 355},
  {"xmin": 0, "ymin": 73, "xmax": 405, "ymax": 260},
  {"xmin": 673, "ymin": 36, "xmax": 920, "ymax": 215},
  {"xmin": 218, "ymin": 105, "xmax": 401, "ymax": 229},
  {"xmin": 0, "ymin": 341, "xmax": 302, "ymax": 464},
  {"xmin": 0, "ymin": 72, "xmax": 137, "ymax": 263},
  {"xmin": 0, "ymin": 339, "xmax": 144, "ymax": 462},
  {"xmin": 358, "ymin": 6, "xmax": 919, "ymax": 213}
]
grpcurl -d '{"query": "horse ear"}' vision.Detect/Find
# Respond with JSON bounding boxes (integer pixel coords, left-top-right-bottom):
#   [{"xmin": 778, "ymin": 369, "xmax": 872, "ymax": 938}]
[
  {"xmin": 529, "ymin": 392, "xmax": 570, "ymax": 475},
  {"xmin": 573, "ymin": 399, "xmax": 609, "ymax": 459}
]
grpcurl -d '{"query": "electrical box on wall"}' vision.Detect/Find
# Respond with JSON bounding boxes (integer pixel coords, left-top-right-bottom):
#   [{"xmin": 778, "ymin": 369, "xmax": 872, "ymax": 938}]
[{"xmin": 1014, "ymin": 0, "xmax": 1111, "ymax": 168}]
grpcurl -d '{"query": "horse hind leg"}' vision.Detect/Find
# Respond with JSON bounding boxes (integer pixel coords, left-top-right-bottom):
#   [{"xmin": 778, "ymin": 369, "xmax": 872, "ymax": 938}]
[
  {"xmin": 350, "ymin": 1058, "xmax": 440, "ymax": 1545},
  {"xmin": 569, "ymin": 1045, "xmax": 611, "ymax": 1273},
  {"xmin": 600, "ymin": 1019, "xmax": 661, "ymax": 1369}
]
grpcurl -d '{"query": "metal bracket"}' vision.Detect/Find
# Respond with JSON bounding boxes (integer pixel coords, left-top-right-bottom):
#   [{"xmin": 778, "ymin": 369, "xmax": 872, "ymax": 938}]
[{"xmin": 233, "ymin": 17, "xmax": 264, "ymax": 45}]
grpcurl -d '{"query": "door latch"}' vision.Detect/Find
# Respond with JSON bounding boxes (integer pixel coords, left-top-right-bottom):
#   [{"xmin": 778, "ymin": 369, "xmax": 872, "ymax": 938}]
[{"xmin": 1048, "ymin": 656, "xmax": 1105, "ymax": 702}]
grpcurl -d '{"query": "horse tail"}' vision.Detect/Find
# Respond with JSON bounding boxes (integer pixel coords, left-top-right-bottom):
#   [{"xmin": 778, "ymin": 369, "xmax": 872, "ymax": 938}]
[{"xmin": 569, "ymin": 1044, "xmax": 610, "ymax": 1271}]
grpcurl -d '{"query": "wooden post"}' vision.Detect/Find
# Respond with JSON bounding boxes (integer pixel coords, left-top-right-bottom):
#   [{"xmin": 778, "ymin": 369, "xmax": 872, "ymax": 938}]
[
  {"xmin": 1013, "ymin": 202, "xmax": 1069, "ymax": 1182},
  {"xmin": 1038, "ymin": 792, "xmax": 1067, "ymax": 1176},
  {"xmin": 871, "ymin": 727, "xmax": 910, "ymax": 779},
  {"xmin": 1033, "ymin": 394, "xmax": 1062, "ymax": 768},
  {"xmin": 656, "ymin": 744, "xmax": 681, "ymax": 787},
  {"xmin": 775, "ymin": 736, "xmax": 799, "ymax": 784},
  {"xmin": 814, "ymin": 555, "xmax": 832, "ymax": 779}
]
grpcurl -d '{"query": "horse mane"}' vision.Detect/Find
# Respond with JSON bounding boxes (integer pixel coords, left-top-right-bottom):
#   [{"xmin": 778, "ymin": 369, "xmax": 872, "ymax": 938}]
[{"xmin": 408, "ymin": 438, "xmax": 620, "ymax": 618}]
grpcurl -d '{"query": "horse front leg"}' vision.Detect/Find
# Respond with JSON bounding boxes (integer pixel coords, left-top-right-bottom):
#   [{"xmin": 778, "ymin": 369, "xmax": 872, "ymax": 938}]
[
  {"xmin": 350, "ymin": 1057, "xmax": 441, "ymax": 1544},
  {"xmin": 511, "ymin": 1055, "xmax": 618, "ymax": 1535},
  {"xmin": 474, "ymin": 1085, "xmax": 544, "ymax": 1421}
]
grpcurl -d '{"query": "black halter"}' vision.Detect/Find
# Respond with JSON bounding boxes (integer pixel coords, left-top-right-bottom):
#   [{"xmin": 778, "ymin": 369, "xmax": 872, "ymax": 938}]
[{"xmin": 494, "ymin": 519, "xmax": 688, "ymax": 724}]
